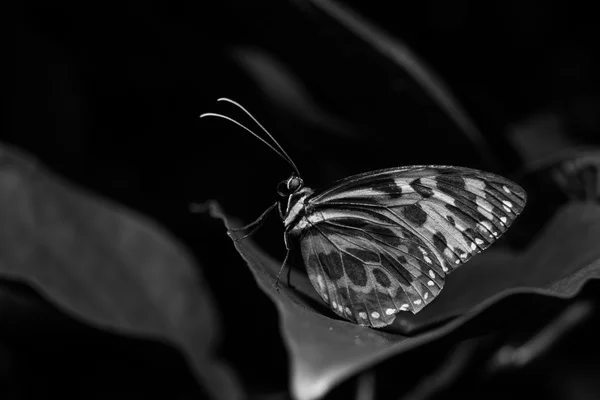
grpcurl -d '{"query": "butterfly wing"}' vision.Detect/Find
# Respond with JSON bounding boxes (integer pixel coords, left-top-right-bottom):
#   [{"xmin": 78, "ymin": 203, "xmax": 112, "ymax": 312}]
[
  {"xmin": 301, "ymin": 220, "xmax": 445, "ymax": 327},
  {"xmin": 297, "ymin": 166, "xmax": 526, "ymax": 327}
]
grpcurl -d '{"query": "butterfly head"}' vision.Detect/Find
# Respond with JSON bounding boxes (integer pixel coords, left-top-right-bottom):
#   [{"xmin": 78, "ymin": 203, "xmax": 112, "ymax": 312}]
[
  {"xmin": 278, "ymin": 175, "xmax": 314, "ymax": 228},
  {"xmin": 277, "ymin": 175, "xmax": 304, "ymax": 197}
]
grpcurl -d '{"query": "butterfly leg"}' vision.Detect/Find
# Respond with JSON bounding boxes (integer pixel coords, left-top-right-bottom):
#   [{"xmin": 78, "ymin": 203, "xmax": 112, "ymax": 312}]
[
  {"xmin": 273, "ymin": 254, "xmax": 288, "ymax": 293},
  {"xmin": 286, "ymin": 259, "xmax": 293, "ymax": 288},
  {"xmin": 228, "ymin": 202, "xmax": 278, "ymax": 241},
  {"xmin": 274, "ymin": 234, "xmax": 294, "ymax": 291}
]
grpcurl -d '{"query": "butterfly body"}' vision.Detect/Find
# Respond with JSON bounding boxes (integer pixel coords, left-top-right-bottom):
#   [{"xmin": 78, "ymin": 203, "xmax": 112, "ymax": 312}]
[{"xmin": 278, "ymin": 166, "xmax": 526, "ymax": 328}]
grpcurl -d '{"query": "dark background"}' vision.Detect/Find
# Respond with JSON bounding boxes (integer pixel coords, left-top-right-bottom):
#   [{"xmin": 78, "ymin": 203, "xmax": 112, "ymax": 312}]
[{"xmin": 6, "ymin": 1, "xmax": 600, "ymax": 398}]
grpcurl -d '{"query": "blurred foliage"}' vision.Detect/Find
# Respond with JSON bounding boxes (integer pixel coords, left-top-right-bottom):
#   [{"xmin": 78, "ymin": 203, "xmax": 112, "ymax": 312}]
[{"xmin": 4, "ymin": 0, "xmax": 600, "ymax": 399}]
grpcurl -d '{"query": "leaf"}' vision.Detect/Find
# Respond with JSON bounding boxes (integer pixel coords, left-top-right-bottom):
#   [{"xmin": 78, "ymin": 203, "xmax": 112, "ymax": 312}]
[
  {"xmin": 206, "ymin": 201, "xmax": 600, "ymax": 400},
  {"xmin": 0, "ymin": 144, "xmax": 242, "ymax": 400},
  {"xmin": 230, "ymin": 47, "xmax": 356, "ymax": 138},
  {"xmin": 293, "ymin": 0, "xmax": 498, "ymax": 168},
  {"xmin": 488, "ymin": 300, "xmax": 594, "ymax": 371}
]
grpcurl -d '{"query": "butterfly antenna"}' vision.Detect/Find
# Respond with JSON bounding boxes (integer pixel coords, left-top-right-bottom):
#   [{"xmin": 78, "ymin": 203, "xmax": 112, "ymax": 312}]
[
  {"xmin": 215, "ymin": 98, "xmax": 301, "ymax": 177},
  {"xmin": 200, "ymin": 111, "xmax": 293, "ymax": 169}
]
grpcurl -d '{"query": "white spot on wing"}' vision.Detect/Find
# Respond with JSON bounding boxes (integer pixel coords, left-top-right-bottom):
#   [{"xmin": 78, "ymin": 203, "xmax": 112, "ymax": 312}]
[
  {"xmin": 476, "ymin": 197, "xmax": 495, "ymax": 220},
  {"xmin": 317, "ymin": 275, "xmax": 325, "ymax": 291},
  {"xmin": 428, "ymin": 280, "xmax": 434, "ymax": 286},
  {"xmin": 503, "ymin": 200, "xmax": 513, "ymax": 208},
  {"xmin": 325, "ymin": 188, "xmax": 388, "ymax": 201},
  {"xmin": 414, "ymin": 299, "xmax": 422, "ymax": 305},
  {"xmin": 429, "ymin": 270, "xmax": 435, "ymax": 279},
  {"xmin": 480, "ymin": 220, "xmax": 495, "ymax": 236},
  {"xmin": 442, "ymin": 265, "xmax": 448, "ymax": 272},
  {"xmin": 385, "ymin": 308, "xmax": 395, "ymax": 315},
  {"xmin": 500, "ymin": 216, "xmax": 508, "ymax": 224},
  {"xmin": 465, "ymin": 177, "xmax": 487, "ymax": 193},
  {"xmin": 470, "ymin": 242, "xmax": 477, "ymax": 251},
  {"xmin": 371, "ymin": 311, "xmax": 380, "ymax": 319},
  {"xmin": 359, "ymin": 312, "xmax": 367, "ymax": 319},
  {"xmin": 395, "ymin": 179, "xmax": 415, "ymax": 194},
  {"xmin": 332, "ymin": 301, "xmax": 337, "ymax": 309},
  {"xmin": 424, "ymin": 256, "xmax": 432, "ymax": 264},
  {"xmin": 433, "ymin": 192, "xmax": 457, "ymax": 205},
  {"xmin": 424, "ymin": 292, "xmax": 429, "ymax": 300},
  {"xmin": 475, "ymin": 238, "xmax": 484, "ymax": 245},
  {"xmin": 345, "ymin": 307, "xmax": 351, "ymax": 314},
  {"xmin": 503, "ymin": 185, "xmax": 511, "ymax": 194},
  {"xmin": 400, "ymin": 304, "xmax": 409, "ymax": 311},
  {"xmin": 503, "ymin": 205, "xmax": 511, "ymax": 212},
  {"xmin": 444, "ymin": 249, "xmax": 454, "ymax": 259}
]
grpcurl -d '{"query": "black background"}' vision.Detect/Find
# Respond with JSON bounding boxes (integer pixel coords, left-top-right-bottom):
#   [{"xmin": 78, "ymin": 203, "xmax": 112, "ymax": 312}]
[{"xmin": 6, "ymin": 1, "xmax": 600, "ymax": 398}]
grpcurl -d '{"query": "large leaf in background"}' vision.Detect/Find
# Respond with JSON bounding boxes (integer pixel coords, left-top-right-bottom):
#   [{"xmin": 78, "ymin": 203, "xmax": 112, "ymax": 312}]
[
  {"xmin": 293, "ymin": 0, "xmax": 500, "ymax": 169},
  {"xmin": 207, "ymin": 201, "xmax": 600, "ymax": 400},
  {"xmin": 0, "ymin": 144, "xmax": 242, "ymax": 400},
  {"xmin": 230, "ymin": 47, "xmax": 357, "ymax": 139}
]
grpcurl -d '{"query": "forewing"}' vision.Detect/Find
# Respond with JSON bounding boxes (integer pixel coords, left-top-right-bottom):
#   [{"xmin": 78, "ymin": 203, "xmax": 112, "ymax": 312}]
[{"xmin": 301, "ymin": 221, "xmax": 444, "ymax": 328}]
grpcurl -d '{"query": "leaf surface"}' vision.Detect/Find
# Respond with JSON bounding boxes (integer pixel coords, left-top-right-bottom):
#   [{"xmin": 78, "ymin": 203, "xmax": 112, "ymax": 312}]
[
  {"xmin": 208, "ymin": 201, "xmax": 600, "ymax": 400},
  {"xmin": 0, "ymin": 144, "xmax": 242, "ymax": 400}
]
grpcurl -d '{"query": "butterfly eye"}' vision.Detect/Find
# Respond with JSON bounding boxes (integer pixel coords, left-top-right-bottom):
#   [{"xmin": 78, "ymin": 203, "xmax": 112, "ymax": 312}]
[
  {"xmin": 277, "ymin": 176, "xmax": 304, "ymax": 196},
  {"xmin": 287, "ymin": 177, "xmax": 304, "ymax": 192}
]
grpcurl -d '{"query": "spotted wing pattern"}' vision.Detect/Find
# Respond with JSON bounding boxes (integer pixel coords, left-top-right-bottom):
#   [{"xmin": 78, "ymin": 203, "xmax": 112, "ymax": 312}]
[{"xmin": 297, "ymin": 166, "xmax": 526, "ymax": 328}]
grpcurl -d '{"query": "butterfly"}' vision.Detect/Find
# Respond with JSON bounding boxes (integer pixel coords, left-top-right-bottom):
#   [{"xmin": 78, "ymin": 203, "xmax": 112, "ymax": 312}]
[{"xmin": 201, "ymin": 98, "xmax": 527, "ymax": 328}]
